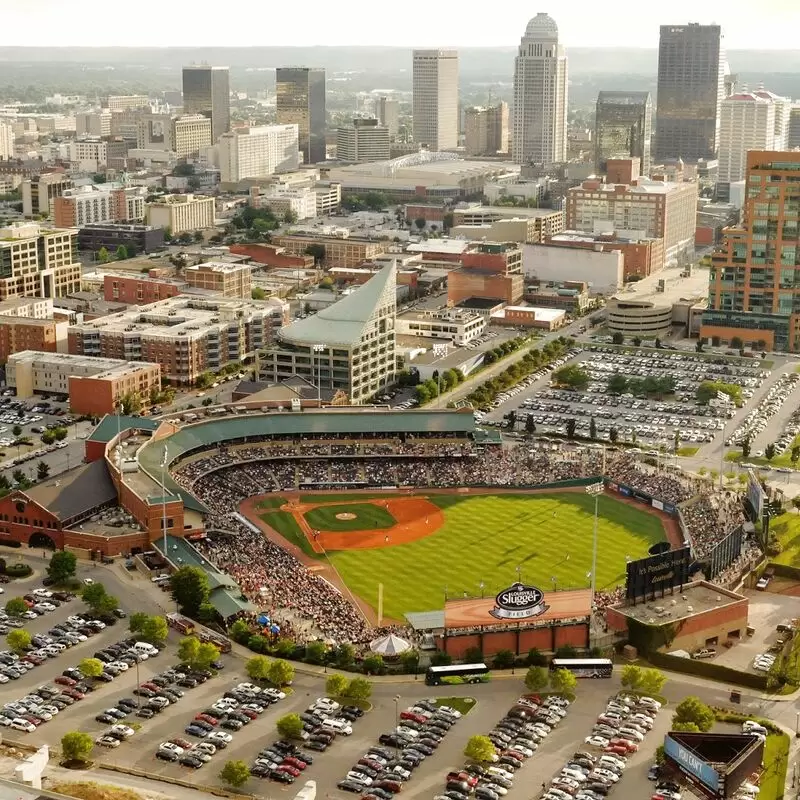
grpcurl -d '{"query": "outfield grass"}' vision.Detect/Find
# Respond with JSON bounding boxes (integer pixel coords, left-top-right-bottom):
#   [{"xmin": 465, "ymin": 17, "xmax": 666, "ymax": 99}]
[
  {"xmin": 304, "ymin": 503, "xmax": 397, "ymax": 532},
  {"xmin": 324, "ymin": 492, "xmax": 665, "ymax": 620},
  {"xmin": 769, "ymin": 512, "xmax": 800, "ymax": 566},
  {"xmin": 260, "ymin": 509, "xmax": 318, "ymax": 558}
]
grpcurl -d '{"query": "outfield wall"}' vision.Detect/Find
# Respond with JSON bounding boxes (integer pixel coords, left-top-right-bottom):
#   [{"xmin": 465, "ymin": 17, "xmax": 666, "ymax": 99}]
[{"xmin": 442, "ymin": 621, "xmax": 590, "ymax": 659}]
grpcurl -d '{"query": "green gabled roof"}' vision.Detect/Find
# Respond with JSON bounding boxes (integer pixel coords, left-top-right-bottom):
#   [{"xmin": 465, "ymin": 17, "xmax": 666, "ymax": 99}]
[
  {"xmin": 279, "ymin": 262, "xmax": 396, "ymax": 347},
  {"xmin": 88, "ymin": 414, "xmax": 160, "ymax": 444}
]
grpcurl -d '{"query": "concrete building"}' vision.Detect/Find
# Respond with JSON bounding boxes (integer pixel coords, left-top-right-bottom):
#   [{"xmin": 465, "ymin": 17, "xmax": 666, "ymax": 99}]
[
  {"xmin": 452, "ymin": 205, "xmax": 564, "ymax": 239},
  {"xmin": 397, "ymin": 308, "xmax": 486, "ymax": 345},
  {"xmin": 0, "ymin": 121, "xmax": 14, "ymax": 160},
  {"xmin": 53, "ymin": 185, "xmax": 146, "ymax": 228},
  {"xmin": 106, "ymin": 95, "xmax": 150, "ymax": 112},
  {"xmin": 21, "ymin": 173, "xmax": 72, "ymax": 218},
  {"xmin": 259, "ymin": 264, "xmax": 396, "ymax": 404},
  {"xmin": 464, "ymin": 103, "xmax": 509, "ymax": 157},
  {"xmin": 184, "ymin": 262, "xmax": 252, "ymax": 298},
  {"xmin": 376, "ymin": 96, "xmax": 400, "ymax": 137},
  {"xmin": 446, "ymin": 242, "xmax": 525, "ymax": 307},
  {"xmin": 512, "ymin": 13, "xmax": 568, "ymax": 165},
  {"xmin": 655, "ymin": 24, "xmax": 725, "ymax": 161},
  {"xmin": 702, "ymin": 150, "xmax": 800, "ymax": 351},
  {"xmin": 145, "ymin": 193, "xmax": 215, "ymax": 234},
  {"xmin": 68, "ymin": 295, "xmax": 288, "ymax": 385},
  {"xmin": 490, "ymin": 305, "xmax": 566, "ymax": 330},
  {"xmin": 270, "ymin": 233, "xmax": 385, "ymax": 268},
  {"xmin": 102, "ymin": 272, "xmax": 184, "ymax": 305},
  {"xmin": 336, "ymin": 118, "xmax": 390, "ymax": 163},
  {"xmin": 789, "ymin": 103, "xmax": 800, "ymax": 150},
  {"xmin": 0, "ymin": 297, "xmax": 68, "ymax": 362},
  {"xmin": 77, "ymin": 223, "xmax": 164, "ymax": 255},
  {"xmin": 523, "ymin": 280, "xmax": 590, "ymax": 314},
  {"xmin": 136, "ymin": 113, "xmax": 213, "ymax": 158},
  {"xmin": 216, "ymin": 125, "xmax": 299, "ymax": 183},
  {"xmin": 0, "ymin": 222, "xmax": 81, "ymax": 299},
  {"xmin": 595, "ymin": 92, "xmax": 652, "ymax": 175},
  {"xmin": 412, "ymin": 50, "xmax": 459, "ymax": 152},
  {"xmin": 76, "ymin": 111, "xmax": 112, "ymax": 138},
  {"xmin": 565, "ymin": 162, "xmax": 698, "ymax": 266},
  {"xmin": 276, "ymin": 67, "xmax": 326, "ymax": 164},
  {"xmin": 68, "ymin": 139, "xmax": 108, "ymax": 173},
  {"xmin": 250, "ymin": 185, "xmax": 317, "ymax": 220},
  {"xmin": 606, "ymin": 297, "xmax": 673, "ymax": 336},
  {"xmin": 182, "ymin": 65, "xmax": 230, "ymax": 142},
  {"xmin": 522, "ymin": 243, "xmax": 625, "ymax": 294}
]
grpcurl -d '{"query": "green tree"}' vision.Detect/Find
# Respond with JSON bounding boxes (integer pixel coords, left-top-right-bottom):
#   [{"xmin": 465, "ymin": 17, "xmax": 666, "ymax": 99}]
[
  {"xmin": 36, "ymin": 460, "xmax": 50, "ymax": 480},
  {"xmin": 673, "ymin": 697, "xmax": 714, "ymax": 733},
  {"xmin": 791, "ymin": 445, "xmax": 800, "ymax": 466},
  {"xmin": 54, "ymin": 427, "xmax": 68, "ymax": 441},
  {"xmin": 430, "ymin": 651, "xmax": 452, "ymax": 666},
  {"xmin": 343, "ymin": 677, "xmax": 372, "ymax": 701},
  {"xmin": 464, "ymin": 735, "xmax": 497, "ymax": 763},
  {"xmin": 696, "ymin": 380, "xmax": 742, "ymax": 407},
  {"xmin": 304, "ymin": 243, "xmax": 326, "ymax": 264},
  {"xmin": 283, "ymin": 209, "xmax": 298, "ymax": 224},
  {"xmin": 120, "ymin": 392, "xmax": 141, "ymax": 415},
  {"xmin": 115, "ymin": 245, "xmax": 129, "ymax": 261},
  {"xmin": 325, "ymin": 673, "xmax": 348, "ymax": 697},
  {"xmin": 229, "ymin": 619, "xmax": 251, "ymax": 644},
  {"xmin": 12, "ymin": 425, "xmax": 22, "ymax": 438},
  {"xmin": 638, "ymin": 668, "xmax": 667, "ymax": 695},
  {"xmin": 526, "ymin": 648, "xmax": 547, "ymax": 667},
  {"xmin": 673, "ymin": 429, "xmax": 681, "ymax": 454},
  {"xmin": 178, "ymin": 636, "xmax": 200, "ymax": 666},
  {"xmin": 47, "ymin": 550, "xmax": 77, "ymax": 583},
  {"xmin": 620, "ymin": 664, "xmax": 643, "ymax": 690},
  {"xmin": 609, "ymin": 426, "xmax": 619, "ymax": 444},
  {"xmin": 128, "ymin": 612, "xmax": 149, "ymax": 634},
  {"xmin": 98, "ymin": 247, "xmax": 110, "ymax": 264},
  {"xmin": 524, "ymin": 666, "xmax": 549, "ymax": 692},
  {"xmin": 493, "ymin": 649, "xmax": 516, "ymax": 669},
  {"xmin": 334, "ymin": 642, "xmax": 355, "ymax": 667},
  {"xmin": 246, "ymin": 655, "xmax": 272, "ymax": 682},
  {"xmin": 138, "ymin": 615, "xmax": 167, "ymax": 644},
  {"xmin": 251, "ymin": 287, "xmax": 266, "ymax": 300},
  {"xmin": 731, "ymin": 336, "xmax": 743, "ymax": 350},
  {"xmin": 61, "ymin": 731, "xmax": 94, "ymax": 764},
  {"xmin": 553, "ymin": 364, "xmax": 590, "ymax": 390},
  {"xmin": 194, "ymin": 642, "xmax": 221, "ymax": 669},
  {"xmin": 400, "ymin": 649, "xmax": 420, "ymax": 673},
  {"xmin": 78, "ymin": 657, "xmax": 104, "ymax": 679},
  {"xmin": 268, "ymin": 659, "xmax": 294, "ymax": 687},
  {"xmin": 607, "ymin": 373, "xmax": 628, "ymax": 395},
  {"xmin": 611, "ymin": 332, "xmax": 624, "ymax": 345},
  {"xmin": 276, "ymin": 713, "xmax": 304, "ymax": 739},
  {"xmin": 565, "ymin": 418, "xmax": 577, "ymax": 439},
  {"xmin": 742, "ymin": 435, "xmax": 752, "ymax": 459},
  {"xmin": 362, "ymin": 654, "xmax": 385, "ymax": 675},
  {"xmin": 304, "ymin": 641, "xmax": 327, "ymax": 665},
  {"xmin": 765, "ymin": 443, "xmax": 776, "ymax": 462},
  {"xmin": 550, "ymin": 667, "xmax": 578, "ymax": 695},
  {"xmin": 170, "ymin": 565, "xmax": 210, "ymax": 617},
  {"xmin": 41, "ymin": 431, "xmax": 56, "ymax": 445},
  {"xmin": 7, "ymin": 628, "xmax": 32, "ymax": 653},
  {"xmin": 672, "ymin": 721, "xmax": 701, "ymax": 733},
  {"xmin": 589, "ymin": 417, "xmax": 597, "ymax": 440},
  {"xmin": 5, "ymin": 597, "xmax": 27, "ymax": 617},
  {"xmin": 414, "ymin": 217, "xmax": 426, "ymax": 230},
  {"xmin": 219, "ymin": 760, "xmax": 250, "ymax": 788},
  {"xmin": 525, "ymin": 415, "xmax": 537, "ymax": 436},
  {"xmin": 82, "ymin": 582, "xmax": 118, "ymax": 614}
]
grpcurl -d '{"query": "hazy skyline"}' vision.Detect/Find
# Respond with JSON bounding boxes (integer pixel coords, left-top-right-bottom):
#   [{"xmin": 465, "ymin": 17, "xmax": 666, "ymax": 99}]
[{"xmin": 5, "ymin": 0, "xmax": 800, "ymax": 50}]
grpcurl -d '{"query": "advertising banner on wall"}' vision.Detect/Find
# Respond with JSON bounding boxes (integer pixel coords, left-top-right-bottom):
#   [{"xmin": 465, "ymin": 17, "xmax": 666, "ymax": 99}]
[{"xmin": 625, "ymin": 546, "xmax": 692, "ymax": 603}]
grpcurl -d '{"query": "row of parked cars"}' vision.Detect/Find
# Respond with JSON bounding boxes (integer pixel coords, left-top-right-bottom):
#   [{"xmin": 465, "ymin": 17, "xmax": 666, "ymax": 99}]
[
  {"xmin": 336, "ymin": 698, "xmax": 460, "ymax": 797},
  {"xmin": 155, "ymin": 680, "xmax": 284, "ymax": 770},
  {"xmin": 436, "ymin": 694, "xmax": 568, "ymax": 800},
  {"xmin": 0, "ymin": 588, "xmax": 78, "ymax": 637},
  {"xmin": 728, "ymin": 372, "xmax": 799, "ymax": 448},
  {"xmin": 252, "ymin": 696, "xmax": 363, "ymax": 785}
]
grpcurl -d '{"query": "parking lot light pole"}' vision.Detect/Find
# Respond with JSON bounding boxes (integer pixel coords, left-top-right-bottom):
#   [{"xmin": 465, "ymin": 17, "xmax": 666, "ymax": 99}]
[
  {"xmin": 585, "ymin": 481, "xmax": 604, "ymax": 607},
  {"xmin": 393, "ymin": 695, "xmax": 401, "ymax": 757}
]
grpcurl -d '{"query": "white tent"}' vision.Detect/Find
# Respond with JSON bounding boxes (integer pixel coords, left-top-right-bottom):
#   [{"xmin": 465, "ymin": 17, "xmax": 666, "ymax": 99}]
[{"xmin": 369, "ymin": 633, "xmax": 412, "ymax": 656}]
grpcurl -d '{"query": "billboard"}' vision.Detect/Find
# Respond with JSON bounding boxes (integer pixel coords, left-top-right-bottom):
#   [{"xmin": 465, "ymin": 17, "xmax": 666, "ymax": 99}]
[
  {"xmin": 664, "ymin": 734, "xmax": 720, "ymax": 794},
  {"xmin": 625, "ymin": 546, "xmax": 692, "ymax": 603},
  {"xmin": 490, "ymin": 583, "xmax": 549, "ymax": 621},
  {"xmin": 706, "ymin": 526, "xmax": 745, "ymax": 579},
  {"xmin": 747, "ymin": 469, "xmax": 765, "ymax": 519}
]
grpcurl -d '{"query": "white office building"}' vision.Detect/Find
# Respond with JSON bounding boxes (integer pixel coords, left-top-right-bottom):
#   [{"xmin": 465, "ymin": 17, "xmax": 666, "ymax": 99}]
[
  {"xmin": 68, "ymin": 139, "xmax": 108, "ymax": 173},
  {"xmin": 216, "ymin": 125, "xmax": 300, "ymax": 183},
  {"xmin": 512, "ymin": 13, "xmax": 568, "ymax": 165},
  {"xmin": 336, "ymin": 119, "xmax": 390, "ymax": 163},
  {"xmin": 0, "ymin": 120, "xmax": 13, "ymax": 160},
  {"xmin": 412, "ymin": 50, "xmax": 459, "ymax": 152}
]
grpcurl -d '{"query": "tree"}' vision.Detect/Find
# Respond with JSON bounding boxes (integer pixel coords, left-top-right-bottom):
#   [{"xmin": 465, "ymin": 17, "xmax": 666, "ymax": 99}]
[
  {"xmin": 550, "ymin": 667, "xmax": 578, "ymax": 695},
  {"xmin": 304, "ymin": 243, "xmax": 326, "ymax": 265},
  {"xmin": 565, "ymin": 418, "xmax": 577, "ymax": 439},
  {"xmin": 276, "ymin": 713, "xmax": 304, "ymax": 739},
  {"xmin": 36, "ymin": 461, "xmax": 50, "ymax": 481},
  {"xmin": 303, "ymin": 640, "xmax": 326, "ymax": 665},
  {"xmin": 47, "ymin": 550, "xmax": 77, "ymax": 583},
  {"xmin": 765, "ymin": 443, "xmax": 776, "ymax": 462},
  {"xmin": 696, "ymin": 380, "xmax": 742, "ymax": 407},
  {"xmin": 267, "ymin": 658, "xmax": 294, "ymax": 687},
  {"xmin": 430, "ymin": 651, "xmax": 452, "ymax": 666},
  {"xmin": 12, "ymin": 425, "xmax": 22, "ymax": 438},
  {"xmin": 41, "ymin": 431, "xmax": 56, "ymax": 445},
  {"xmin": 791, "ymin": 445, "xmax": 800, "ymax": 466},
  {"xmin": 607, "ymin": 373, "xmax": 628, "ymax": 395},
  {"xmin": 730, "ymin": 336, "xmax": 743, "ymax": 350},
  {"xmin": 5, "ymin": 597, "xmax": 27, "ymax": 617},
  {"xmin": 611, "ymin": 332, "xmax": 624, "ymax": 345},
  {"xmin": 178, "ymin": 636, "xmax": 200, "ymax": 666},
  {"xmin": 414, "ymin": 217, "xmax": 426, "ymax": 230},
  {"xmin": 526, "ymin": 648, "xmax": 547, "ymax": 667},
  {"xmin": 334, "ymin": 642, "xmax": 356, "ymax": 667},
  {"xmin": 128, "ymin": 612, "xmax": 150, "ymax": 634},
  {"xmin": 82, "ymin": 581, "xmax": 111, "ymax": 609},
  {"xmin": 672, "ymin": 721, "xmax": 701, "ymax": 733},
  {"xmin": 638, "ymin": 668, "xmax": 667, "ymax": 695},
  {"xmin": 620, "ymin": 664, "xmax": 643, "ymax": 690},
  {"xmin": 120, "ymin": 391, "xmax": 141, "ymax": 416},
  {"xmin": 7, "ymin": 628, "xmax": 31, "ymax": 653},
  {"xmin": 192, "ymin": 641, "xmax": 221, "ymax": 669},
  {"xmin": 251, "ymin": 286, "xmax": 266, "ymax": 300},
  {"xmin": 493, "ymin": 649, "xmax": 516, "ymax": 669},
  {"xmin": 283, "ymin": 209, "xmax": 298, "ymax": 224},
  {"xmin": 673, "ymin": 697, "xmax": 714, "ymax": 733},
  {"xmin": 54, "ymin": 427, "xmax": 67, "ymax": 441},
  {"xmin": 246, "ymin": 655, "xmax": 272, "ymax": 682},
  {"xmin": 362, "ymin": 654, "xmax": 385, "ymax": 675},
  {"xmin": 742, "ymin": 435, "xmax": 752, "ymax": 459},
  {"xmin": 673, "ymin": 429, "xmax": 681, "ymax": 454},
  {"xmin": 589, "ymin": 417, "xmax": 597, "ymax": 441},
  {"xmin": 326, "ymin": 673, "xmax": 348, "ymax": 697},
  {"xmin": 524, "ymin": 666, "xmax": 549, "ymax": 692},
  {"xmin": 78, "ymin": 657, "xmax": 104, "ymax": 679},
  {"xmin": 61, "ymin": 731, "xmax": 94, "ymax": 764},
  {"xmin": 400, "ymin": 649, "xmax": 420, "ymax": 673},
  {"xmin": 98, "ymin": 247, "xmax": 110, "ymax": 264},
  {"xmin": 219, "ymin": 760, "xmax": 250, "ymax": 788},
  {"xmin": 464, "ymin": 735, "xmax": 496, "ymax": 763},
  {"xmin": 632, "ymin": 336, "xmax": 642, "ymax": 347},
  {"xmin": 525, "ymin": 414, "xmax": 537, "ymax": 436},
  {"xmin": 115, "ymin": 245, "xmax": 129, "ymax": 261},
  {"xmin": 609, "ymin": 426, "xmax": 619, "ymax": 444},
  {"xmin": 170, "ymin": 565, "xmax": 210, "ymax": 617},
  {"xmin": 343, "ymin": 677, "xmax": 372, "ymax": 701},
  {"xmin": 553, "ymin": 364, "xmax": 590, "ymax": 391}
]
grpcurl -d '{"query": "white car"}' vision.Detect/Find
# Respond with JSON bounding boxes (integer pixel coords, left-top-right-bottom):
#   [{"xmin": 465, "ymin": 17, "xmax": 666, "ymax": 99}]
[
  {"xmin": 195, "ymin": 742, "xmax": 217, "ymax": 755},
  {"xmin": 561, "ymin": 769, "xmax": 588, "ymax": 783},
  {"xmin": 208, "ymin": 731, "xmax": 233, "ymax": 744},
  {"xmin": 110, "ymin": 724, "xmax": 135, "ymax": 738},
  {"xmin": 33, "ymin": 589, "xmax": 52, "ymax": 598},
  {"xmin": 109, "ymin": 661, "xmax": 129, "ymax": 672},
  {"xmin": 311, "ymin": 697, "xmax": 340, "ymax": 713},
  {"xmin": 21, "ymin": 611, "xmax": 38, "ymax": 619},
  {"xmin": 322, "ymin": 718, "xmax": 353, "ymax": 735},
  {"xmin": 599, "ymin": 755, "xmax": 626, "ymax": 771},
  {"xmin": 509, "ymin": 745, "xmax": 534, "ymax": 758},
  {"xmin": 346, "ymin": 772, "xmax": 372, "ymax": 786},
  {"xmin": 40, "ymin": 705, "xmax": 60, "ymax": 716},
  {"xmin": 618, "ymin": 728, "xmax": 644, "ymax": 742},
  {"xmin": 236, "ymin": 682, "xmax": 262, "ymax": 694},
  {"xmin": 96, "ymin": 735, "xmax": 121, "ymax": 748},
  {"xmin": 590, "ymin": 769, "xmax": 620, "ymax": 783},
  {"xmin": 28, "ymin": 707, "xmax": 52, "ymax": 721},
  {"xmin": 637, "ymin": 697, "xmax": 662, "ymax": 710},
  {"xmin": 482, "ymin": 783, "xmax": 508, "ymax": 796},
  {"xmin": 585, "ymin": 735, "xmax": 610, "ymax": 748},
  {"xmin": 67, "ymin": 615, "xmax": 84, "ymax": 626},
  {"xmin": 11, "ymin": 719, "xmax": 35, "ymax": 733},
  {"xmin": 436, "ymin": 705, "xmax": 462, "ymax": 718}
]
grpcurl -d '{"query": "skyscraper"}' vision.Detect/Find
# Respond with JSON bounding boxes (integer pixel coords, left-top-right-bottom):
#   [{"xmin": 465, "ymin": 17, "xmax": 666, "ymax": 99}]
[
  {"xmin": 182, "ymin": 65, "xmax": 231, "ymax": 143},
  {"xmin": 464, "ymin": 103, "xmax": 509, "ymax": 156},
  {"xmin": 512, "ymin": 13, "xmax": 568, "ymax": 166},
  {"xmin": 595, "ymin": 92, "xmax": 652, "ymax": 175},
  {"xmin": 655, "ymin": 24, "xmax": 725, "ymax": 162},
  {"xmin": 412, "ymin": 50, "xmax": 459, "ymax": 151},
  {"xmin": 275, "ymin": 68, "xmax": 327, "ymax": 164},
  {"xmin": 376, "ymin": 96, "xmax": 400, "ymax": 138}
]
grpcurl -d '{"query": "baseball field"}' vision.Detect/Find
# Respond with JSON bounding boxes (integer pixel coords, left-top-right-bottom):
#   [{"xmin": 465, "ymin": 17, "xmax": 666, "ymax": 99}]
[{"xmin": 251, "ymin": 490, "xmax": 666, "ymax": 621}]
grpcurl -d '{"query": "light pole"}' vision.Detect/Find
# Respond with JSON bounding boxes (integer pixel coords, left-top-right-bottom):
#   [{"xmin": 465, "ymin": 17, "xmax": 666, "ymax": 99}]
[
  {"xmin": 160, "ymin": 445, "xmax": 169, "ymax": 558},
  {"xmin": 479, "ymin": 581, "xmax": 485, "ymax": 599},
  {"xmin": 393, "ymin": 695, "xmax": 401, "ymax": 757},
  {"xmin": 585, "ymin": 481, "xmax": 604, "ymax": 607},
  {"xmin": 312, "ymin": 344, "xmax": 325, "ymax": 406}
]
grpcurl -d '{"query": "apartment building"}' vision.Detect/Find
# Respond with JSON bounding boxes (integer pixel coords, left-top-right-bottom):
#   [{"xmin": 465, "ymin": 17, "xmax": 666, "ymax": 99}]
[
  {"xmin": 464, "ymin": 103, "xmax": 509, "ymax": 157},
  {"xmin": 336, "ymin": 118, "xmax": 390, "ymax": 163},
  {"xmin": 107, "ymin": 95, "xmax": 150, "ymax": 112},
  {"xmin": 68, "ymin": 140, "xmax": 108, "ymax": 172},
  {"xmin": 397, "ymin": 308, "xmax": 486, "ymax": 345},
  {"xmin": 184, "ymin": 262, "xmax": 252, "ymax": 298},
  {"xmin": 0, "ymin": 222, "xmax": 82, "ymax": 300},
  {"xmin": 103, "ymin": 273, "xmax": 185, "ymax": 305},
  {"xmin": 6, "ymin": 350, "xmax": 160, "ymax": 415},
  {"xmin": 446, "ymin": 241, "xmax": 525, "ymax": 306},
  {"xmin": 76, "ymin": 111, "xmax": 112, "ymax": 138},
  {"xmin": 217, "ymin": 125, "xmax": 300, "ymax": 183},
  {"xmin": 701, "ymin": 151, "xmax": 800, "ymax": 351},
  {"xmin": 251, "ymin": 182, "xmax": 342, "ymax": 218},
  {"xmin": 376, "ymin": 97, "xmax": 400, "ymax": 137},
  {"xmin": 0, "ymin": 121, "xmax": 13, "ymax": 160},
  {"xmin": 412, "ymin": 50, "xmax": 459, "ymax": 151},
  {"xmin": 172, "ymin": 114, "xmax": 213, "ymax": 158},
  {"xmin": 452, "ymin": 205, "xmax": 564, "ymax": 240},
  {"xmin": 271, "ymin": 233, "xmax": 385, "ymax": 268},
  {"xmin": 145, "ymin": 193, "xmax": 215, "ymax": 234},
  {"xmin": 53, "ymin": 185, "xmax": 146, "ymax": 228},
  {"xmin": 79, "ymin": 223, "xmax": 165, "ymax": 255},
  {"xmin": 68, "ymin": 295, "xmax": 289, "ymax": 385},
  {"xmin": 21, "ymin": 172, "xmax": 73, "ymax": 217}
]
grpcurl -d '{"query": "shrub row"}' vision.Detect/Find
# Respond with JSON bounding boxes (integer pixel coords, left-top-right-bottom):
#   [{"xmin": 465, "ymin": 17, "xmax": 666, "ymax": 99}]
[{"xmin": 648, "ymin": 651, "xmax": 769, "ymax": 690}]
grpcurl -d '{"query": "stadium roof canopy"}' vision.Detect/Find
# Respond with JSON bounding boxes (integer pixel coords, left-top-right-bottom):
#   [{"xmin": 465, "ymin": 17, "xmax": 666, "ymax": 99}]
[{"xmin": 88, "ymin": 414, "xmax": 159, "ymax": 444}]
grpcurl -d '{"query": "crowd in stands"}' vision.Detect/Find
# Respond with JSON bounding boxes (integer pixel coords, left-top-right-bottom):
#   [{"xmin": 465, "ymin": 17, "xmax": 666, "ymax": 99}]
[{"xmin": 682, "ymin": 492, "xmax": 747, "ymax": 559}]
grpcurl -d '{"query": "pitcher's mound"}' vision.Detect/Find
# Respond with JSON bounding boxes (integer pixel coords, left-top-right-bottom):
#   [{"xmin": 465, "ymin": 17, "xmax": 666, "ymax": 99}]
[{"xmin": 335, "ymin": 512, "xmax": 357, "ymax": 520}]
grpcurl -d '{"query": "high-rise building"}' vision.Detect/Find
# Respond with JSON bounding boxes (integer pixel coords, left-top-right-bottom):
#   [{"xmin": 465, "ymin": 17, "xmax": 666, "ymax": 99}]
[
  {"xmin": 790, "ymin": 103, "xmax": 800, "ymax": 150},
  {"xmin": 53, "ymin": 185, "xmax": 146, "ymax": 228},
  {"xmin": 655, "ymin": 23, "xmax": 725, "ymax": 162},
  {"xmin": 512, "ymin": 13, "xmax": 568, "ymax": 166},
  {"xmin": 68, "ymin": 140, "xmax": 108, "ymax": 173},
  {"xmin": 21, "ymin": 173, "xmax": 73, "ymax": 218},
  {"xmin": 595, "ymin": 92, "xmax": 652, "ymax": 175},
  {"xmin": 216, "ymin": 125, "xmax": 300, "ymax": 183},
  {"xmin": 702, "ymin": 151, "xmax": 800, "ymax": 352},
  {"xmin": 464, "ymin": 103, "xmax": 509, "ymax": 156},
  {"xmin": 412, "ymin": 50, "xmax": 459, "ymax": 151},
  {"xmin": 718, "ymin": 89, "xmax": 791, "ymax": 187},
  {"xmin": 0, "ymin": 121, "xmax": 13, "ymax": 160},
  {"xmin": 336, "ymin": 118, "xmax": 390, "ymax": 163},
  {"xmin": 376, "ymin": 97, "xmax": 400, "ymax": 137},
  {"xmin": 182, "ymin": 65, "xmax": 231, "ymax": 142},
  {"xmin": 75, "ymin": 111, "xmax": 112, "ymax": 138},
  {"xmin": 275, "ymin": 67, "xmax": 327, "ymax": 164},
  {"xmin": 136, "ymin": 113, "xmax": 212, "ymax": 158},
  {"xmin": 145, "ymin": 194, "xmax": 216, "ymax": 234}
]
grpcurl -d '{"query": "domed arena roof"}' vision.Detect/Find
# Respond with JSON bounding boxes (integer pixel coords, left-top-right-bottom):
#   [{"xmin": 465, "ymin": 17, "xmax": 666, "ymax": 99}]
[{"xmin": 525, "ymin": 12, "xmax": 559, "ymax": 39}]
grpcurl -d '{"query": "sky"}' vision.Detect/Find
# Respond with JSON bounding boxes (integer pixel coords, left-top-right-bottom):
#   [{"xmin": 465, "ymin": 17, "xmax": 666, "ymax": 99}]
[{"xmin": 4, "ymin": 0, "xmax": 800, "ymax": 49}]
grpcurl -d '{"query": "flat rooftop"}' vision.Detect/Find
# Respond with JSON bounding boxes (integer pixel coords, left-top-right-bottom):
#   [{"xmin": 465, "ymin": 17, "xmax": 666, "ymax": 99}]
[
  {"xmin": 613, "ymin": 581, "xmax": 745, "ymax": 624},
  {"xmin": 407, "ymin": 239, "xmax": 471, "ymax": 255},
  {"xmin": 493, "ymin": 306, "xmax": 565, "ymax": 322},
  {"xmin": 185, "ymin": 261, "xmax": 250, "ymax": 274}
]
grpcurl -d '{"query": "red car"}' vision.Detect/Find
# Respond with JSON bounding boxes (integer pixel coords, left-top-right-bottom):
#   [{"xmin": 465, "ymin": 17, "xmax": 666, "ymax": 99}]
[
  {"xmin": 170, "ymin": 738, "xmax": 192, "ymax": 749},
  {"xmin": 22, "ymin": 715, "xmax": 43, "ymax": 726},
  {"xmin": 23, "ymin": 655, "xmax": 44, "ymax": 666},
  {"xmin": 605, "ymin": 745, "xmax": 630, "ymax": 756},
  {"xmin": 375, "ymin": 781, "xmax": 402, "ymax": 794},
  {"xmin": 446, "ymin": 772, "xmax": 478, "ymax": 788},
  {"xmin": 610, "ymin": 738, "xmax": 638, "ymax": 752},
  {"xmin": 141, "ymin": 682, "xmax": 160, "ymax": 692},
  {"xmin": 238, "ymin": 708, "xmax": 258, "ymax": 720},
  {"xmin": 278, "ymin": 765, "xmax": 301, "ymax": 777},
  {"xmin": 282, "ymin": 757, "xmax": 307, "ymax": 771},
  {"xmin": 54, "ymin": 676, "xmax": 76, "ymax": 686},
  {"xmin": 400, "ymin": 711, "xmax": 427, "ymax": 724},
  {"xmin": 63, "ymin": 688, "xmax": 85, "ymax": 700},
  {"xmin": 195, "ymin": 714, "xmax": 218, "ymax": 726}
]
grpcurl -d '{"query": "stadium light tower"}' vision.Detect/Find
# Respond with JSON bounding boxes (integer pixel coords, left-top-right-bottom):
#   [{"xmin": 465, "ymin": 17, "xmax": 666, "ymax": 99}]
[{"xmin": 585, "ymin": 481, "xmax": 604, "ymax": 605}]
